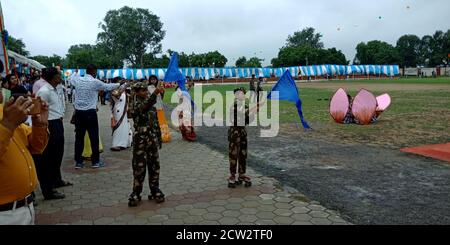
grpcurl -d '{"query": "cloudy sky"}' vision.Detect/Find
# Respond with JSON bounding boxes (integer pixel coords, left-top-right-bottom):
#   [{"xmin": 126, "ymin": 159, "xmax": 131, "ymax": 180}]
[{"xmin": 2, "ymin": 0, "xmax": 449, "ymax": 66}]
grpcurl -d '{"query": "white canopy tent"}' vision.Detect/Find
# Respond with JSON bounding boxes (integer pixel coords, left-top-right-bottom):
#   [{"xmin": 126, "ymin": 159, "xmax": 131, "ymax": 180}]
[{"xmin": 7, "ymin": 50, "xmax": 46, "ymax": 71}]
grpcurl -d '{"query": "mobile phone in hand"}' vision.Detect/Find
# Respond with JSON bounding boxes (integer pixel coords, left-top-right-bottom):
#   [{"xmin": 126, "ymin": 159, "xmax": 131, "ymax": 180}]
[
  {"xmin": 11, "ymin": 94, "xmax": 41, "ymax": 115},
  {"xmin": 29, "ymin": 97, "xmax": 42, "ymax": 115}
]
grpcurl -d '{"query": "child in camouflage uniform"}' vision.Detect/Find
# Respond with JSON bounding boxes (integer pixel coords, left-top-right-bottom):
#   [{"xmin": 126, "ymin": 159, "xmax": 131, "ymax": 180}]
[
  {"xmin": 128, "ymin": 81, "xmax": 165, "ymax": 207},
  {"xmin": 228, "ymin": 87, "xmax": 264, "ymax": 188}
]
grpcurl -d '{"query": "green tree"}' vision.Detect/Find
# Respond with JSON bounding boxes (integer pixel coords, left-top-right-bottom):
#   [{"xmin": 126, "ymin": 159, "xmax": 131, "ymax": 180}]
[
  {"xmin": 419, "ymin": 35, "xmax": 433, "ymax": 66},
  {"xmin": 177, "ymin": 51, "xmax": 227, "ymax": 68},
  {"xmin": 286, "ymin": 27, "xmax": 324, "ymax": 49},
  {"xmin": 64, "ymin": 43, "xmax": 124, "ymax": 69},
  {"xmin": 245, "ymin": 57, "xmax": 263, "ymax": 67},
  {"xmin": 354, "ymin": 40, "xmax": 400, "ymax": 64},
  {"xmin": 178, "ymin": 52, "xmax": 190, "ymax": 67},
  {"xmin": 235, "ymin": 57, "xmax": 247, "ymax": 67},
  {"xmin": 272, "ymin": 45, "xmax": 347, "ymax": 67},
  {"xmin": 65, "ymin": 44, "xmax": 96, "ymax": 68},
  {"xmin": 204, "ymin": 51, "xmax": 227, "ymax": 67},
  {"xmin": 322, "ymin": 48, "xmax": 348, "ymax": 65},
  {"xmin": 30, "ymin": 55, "xmax": 64, "ymax": 68},
  {"xmin": 142, "ymin": 53, "xmax": 170, "ymax": 68},
  {"xmin": 94, "ymin": 42, "xmax": 124, "ymax": 68},
  {"xmin": 97, "ymin": 6, "xmax": 165, "ymax": 67},
  {"xmin": 272, "ymin": 28, "xmax": 347, "ymax": 67},
  {"xmin": 428, "ymin": 30, "xmax": 450, "ymax": 66},
  {"xmin": 189, "ymin": 53, "xmax": 205, "ymax": 67},
  {"xmin": 396, "ymin": 35, "xmax": 421, "ymax": 67},
  {"xmin": 416, "ymin": 30, "xmax": 450, "ymax": 66},
  {"xmin": 8, "ymin": 36, "xmax": 30, "ymax": 56}
]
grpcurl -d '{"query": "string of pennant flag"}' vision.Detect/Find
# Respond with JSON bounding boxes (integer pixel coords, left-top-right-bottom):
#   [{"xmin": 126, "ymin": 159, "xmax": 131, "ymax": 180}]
[{"xmin": 63, "ymin": 64, "xmax": 400, "ymax": 80}]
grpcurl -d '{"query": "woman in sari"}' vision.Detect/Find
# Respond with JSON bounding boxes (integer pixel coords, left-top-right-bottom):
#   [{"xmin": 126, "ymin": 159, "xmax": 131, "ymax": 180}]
[{"xmin": 110, "ymin": 78, "xmax": 132, "ymax": 151}]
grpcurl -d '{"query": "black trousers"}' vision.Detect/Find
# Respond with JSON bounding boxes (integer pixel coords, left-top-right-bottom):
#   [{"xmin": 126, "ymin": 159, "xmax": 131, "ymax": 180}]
[
  {"xmin": 34, "ymin": 119, "xmax": 65, "ymax": 197},
  {"xmin": 74, "ymin": 109, "xmax": 100, "ymax": 164}
]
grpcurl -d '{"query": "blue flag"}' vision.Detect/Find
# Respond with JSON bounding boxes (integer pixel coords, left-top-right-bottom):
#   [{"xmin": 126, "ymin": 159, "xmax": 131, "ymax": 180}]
[
  {"xmin": 267, "ymin": 70, "xmax": 310, "ymax": 129},
  {"xmin": 164, "ymin": 52, "xmax": 187, "ymax": 91},
  {"xmin": 164, "ymin": 52, "xmax": 196, "ymax": 111}
]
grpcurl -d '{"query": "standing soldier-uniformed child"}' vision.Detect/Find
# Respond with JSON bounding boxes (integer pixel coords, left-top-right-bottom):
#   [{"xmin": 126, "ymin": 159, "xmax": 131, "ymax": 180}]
[
  {"xmin": 228, "ymin": 87, "xmax": 264, "ymax": 188},
  {"xmin": 249, "ymin": 74, "xmax": 257, "ymax": 103},
  {"xmin": 128, "ymin": 81, "xmax": 165, "ymax": 207}
]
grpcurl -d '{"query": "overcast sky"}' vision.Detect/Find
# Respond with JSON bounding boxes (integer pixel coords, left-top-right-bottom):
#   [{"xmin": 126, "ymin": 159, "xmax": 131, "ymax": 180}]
[{"xmin": 3, "ymin": 0, "xmax": 450, "ymax": 66}]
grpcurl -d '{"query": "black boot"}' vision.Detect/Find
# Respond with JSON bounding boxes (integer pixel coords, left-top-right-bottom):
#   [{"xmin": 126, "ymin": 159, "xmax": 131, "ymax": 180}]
[
  {"xmin": 238, "ymin": 175, "xmax": 252, "ymax": 188},
  {"xmin": 150, "ymin": 188, "xmax": 165, "ymax": 204},
  {"xmin": 228, "ymin": 175, "xmax": 237, "ymax": 188},
  {"xmin": 128, "ymin": 193, "xmax": 142, "ymax": 207}
]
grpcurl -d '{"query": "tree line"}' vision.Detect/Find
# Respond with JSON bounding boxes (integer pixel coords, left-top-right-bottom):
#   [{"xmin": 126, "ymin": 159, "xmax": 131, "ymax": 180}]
[{"xmin": 7, "ymin": 6, "xmax": 450, "ymax": 69}]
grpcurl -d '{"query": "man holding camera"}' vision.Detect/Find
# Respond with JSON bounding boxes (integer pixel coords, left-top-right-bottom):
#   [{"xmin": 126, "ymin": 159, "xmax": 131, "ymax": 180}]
[{"xmin": 0, "ymin": 89, "xmax": 50, "ymax": 225}]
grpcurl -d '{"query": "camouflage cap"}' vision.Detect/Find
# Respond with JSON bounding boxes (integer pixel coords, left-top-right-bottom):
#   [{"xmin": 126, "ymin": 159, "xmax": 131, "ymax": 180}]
[{"xmin": 132, "ymin": 81, "xmax": 149, "ymax": 91}]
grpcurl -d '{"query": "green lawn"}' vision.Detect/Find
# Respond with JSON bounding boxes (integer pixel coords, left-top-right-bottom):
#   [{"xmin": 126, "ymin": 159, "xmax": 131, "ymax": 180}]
[
  {"xmin": 310, "ymin": 77, "xmax": 450, "ymax": 84},
  {"xmin": 162, "ymin": 78, "xmax": 450, "ymax": 148},
  {"xmin": 163, "ymin": 78, "xmax": 450, "ymax": 123}
]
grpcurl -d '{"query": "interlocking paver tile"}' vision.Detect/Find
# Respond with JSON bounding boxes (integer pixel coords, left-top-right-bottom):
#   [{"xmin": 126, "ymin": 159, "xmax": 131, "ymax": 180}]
[
  {"xmin": 203, "ymin": 213, "xmax": 223, "ymax": 221},
  {"xmin": 238, "ymin": 215, "xmax": 258, "ymax": 223},
  {"xmin": 188, "ymin": 209, "xmax": 208, "ymax": 216},
  {"xmin": 219, "ymin": 217, "xmax": 239, "ymax": 225},
  {"xmin": 273, "ymin": 209, "xmax": 293, "ymax": 217},
  {"xmin": 310, "ymin": 218, "xmax": 332, "ymax": 225},
  {"xmin": 274, "ymin": 216, "xmax": 294, "ymax": 225},
  {"xmin": 222, "ymin": 210, "xmax": 241, "ymax": 218},
  {"xmin": 291, "ymin": 213, "xmax": 313, "ymax": 222},
  {"xmin": 256, "ymin": 212, "xmax": 276, "ymax": 219},
  {"xmin": 309, "ymin": 211, "xmax": 330, "ymax": 218},
  {"xmin": 33, "ymin": 106, "xmax": 349, "ymax": 226},
  {"xmin": 291, "ymin": 207, "xmax": 310, "ymax": 214}
]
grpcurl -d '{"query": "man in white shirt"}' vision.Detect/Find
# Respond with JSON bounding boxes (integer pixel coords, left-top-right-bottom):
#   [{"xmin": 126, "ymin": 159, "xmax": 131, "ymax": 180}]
[
  {"xmin": 68, "ymin": 64, "xmax": 120, "ymax": 169},
  {"xmin": 35, "ymin": 67, "xmax": 68, "ymax": 200}
]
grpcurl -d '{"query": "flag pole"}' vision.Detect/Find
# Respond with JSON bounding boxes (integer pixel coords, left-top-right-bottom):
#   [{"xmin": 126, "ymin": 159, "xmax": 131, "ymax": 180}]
[{"xmin": 0, "ymin": 0, "xmax": 10, "ymax": 75}]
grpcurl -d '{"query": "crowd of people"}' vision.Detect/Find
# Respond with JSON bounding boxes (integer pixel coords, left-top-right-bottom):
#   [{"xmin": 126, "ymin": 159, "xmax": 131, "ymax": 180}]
[{"xmin": 0, "ymin": 64, "xmax": 264, "ymax": 225}]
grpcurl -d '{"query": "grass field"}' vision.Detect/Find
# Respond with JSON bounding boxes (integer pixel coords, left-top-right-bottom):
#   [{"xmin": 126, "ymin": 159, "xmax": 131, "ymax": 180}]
[{"xmin": 163, "ymin": 77, "xmax": 450, "ymax": 149}]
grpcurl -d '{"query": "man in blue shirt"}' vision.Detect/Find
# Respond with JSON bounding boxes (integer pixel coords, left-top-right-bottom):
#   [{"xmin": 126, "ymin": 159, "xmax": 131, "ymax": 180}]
[{"xmin": 69, "ymin": 64, "xmax": 121, "ymax": 169}]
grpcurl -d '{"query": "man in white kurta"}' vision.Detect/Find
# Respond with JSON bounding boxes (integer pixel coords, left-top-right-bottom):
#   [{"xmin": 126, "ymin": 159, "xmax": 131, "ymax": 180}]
[{"xmin": 111, "ymin": 88, "xmax": 132, "ymax": 151}]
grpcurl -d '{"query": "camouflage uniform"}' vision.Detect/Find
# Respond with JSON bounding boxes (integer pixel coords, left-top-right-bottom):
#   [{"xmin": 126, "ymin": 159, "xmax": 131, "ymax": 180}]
[
  {"xmin": 228, "ymin": 97, "xmax": 252, "ymax": 188},
  {"xmin": 249, "ymin": 79, "xmax": 257, "ymax": 102},
  {"xmin": 129, "ymin": 82, "xmax": 164, "ymax": 206}
]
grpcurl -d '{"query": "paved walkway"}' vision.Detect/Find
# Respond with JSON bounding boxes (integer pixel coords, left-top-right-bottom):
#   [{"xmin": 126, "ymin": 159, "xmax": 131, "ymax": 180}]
[{"xmin": 34, "ymin": 105, "xmax": 349, "ymax": 225}]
